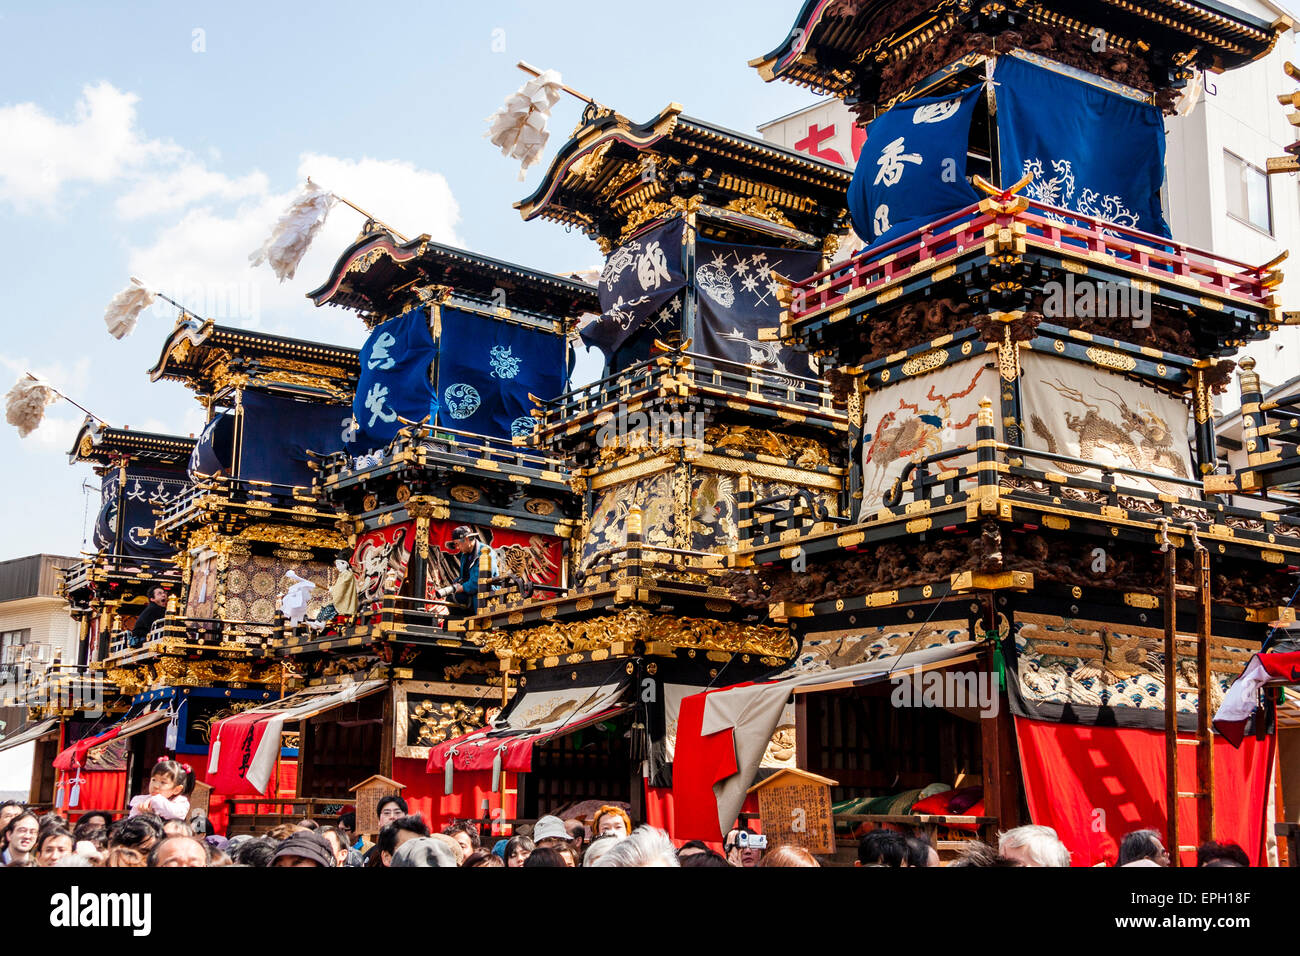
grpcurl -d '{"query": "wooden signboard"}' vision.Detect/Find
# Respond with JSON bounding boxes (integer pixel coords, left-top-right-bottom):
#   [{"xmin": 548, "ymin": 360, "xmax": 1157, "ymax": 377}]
[
  {"xmin": 350, "ymin": 774, "xmax": 406, "ymax": 837},
  {"xmin": 748, "ymin": 768, "xmax": 838, "ymax": 856},
  {"xmin": 189, "ymin": 779, "xmax": 213, "ymax": 816}
]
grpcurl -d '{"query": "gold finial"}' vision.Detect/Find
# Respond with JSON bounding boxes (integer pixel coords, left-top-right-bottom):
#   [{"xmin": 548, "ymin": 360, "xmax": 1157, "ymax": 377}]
[
  {"xmin": 978, "ymin": 397, "xmax": 994, "ymax": 429},
  {"xmin": 1240, "ymin": 356, "xmax": 1256, "ymax": 371},
  {"xmin": 1239, "ymin": 355, "xmax": 1261, "ymax": 395},
  {"xmin": 626, "ymin": 504, "xmax": 644, "ymax": 537}
]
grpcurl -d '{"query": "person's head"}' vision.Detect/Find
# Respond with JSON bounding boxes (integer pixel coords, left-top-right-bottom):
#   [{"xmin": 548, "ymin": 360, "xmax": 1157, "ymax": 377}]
[
  {"xmin": 676, "ymin": 840, "xmax": 711, "ymax": 860},
  {"xmin": 378, "ymin": 815, "xmax": 430, "ymax": 867},
  {"xmin": 1119, "ymin": 829, "xmax": 1170, "ymax": 867},
  {"xmin": 265, "ymin": 823, "xmax": 302, "ymax": 842},
  {"xmin": 998, "ymin": 825, "xmax": 1071, "ymax": 867},
  {"xmin": 271, "ymin": 831, "xmax": 335, "ymax": 868},
  {"xmin": 724, "ymin": 827, "xmax": 764, "ymax": 867},
  {"xmin": 581, "ymin": 834, "xmax": 622, "ymax": 867},
  {"xmin": 148, "ymin": 835, "xmax": 207, "ymax": 868},
  {"xmin": 906, "ymin": 834, "xmax": 940, "ymax": 868},
  {"xmin": 148, "ymin": 585, "xmax": 168, "ymax": 607},
  {"xmin": 1196, "ymin": 841, "xmax": 1249, "ymax": 868},
  {"xmin": 565, "ymin": 818, "xmax": 587, "ymax": 846},
  {"xmin": 592, "ymin": 805, "xmax": 632, "ymax": 840},
  {"xmin": 207, "ymin": 848, "xmax": 232, "ymax": 867},
  {"xmin": 36, "ymin": 827, "xmax": 75, "ymax": 866},
  {"xmin": 232, "ymin": 838, "xmax": 275, "ymax": 867},
  {"xmin": 504, "ymin": 834, "xmax": 534, "ymax": 868},
  {"xmin": 442, "ymin": 821, "xmax": 480, "ymax": 858},
  {"xmin": 105, "ymin": 846, "xmax": 147, "ymax": 868},
  {"xmin": 295, "ymin": 818, "xmax": 319, "ymax": 831},
  {"xmin": 856, "ymin": 829, "xmax": 908, "ymax": 867},
  {"xmin": 392, "ymin": 836, "xmax": 457, "ymax": 867},
  {"xmin": 75, "ymin": 811, "xmax": 110, "ymax": 833},
  {"xmin": 0, "ymin": 801, "xmax": 24, "ymax": 835},
  {"xmin": 531, "ymin": 814, "xmax": 568, "ymax": 843},
  {"xmin": 590, "ymin": 826, "xmax": 680, "ymax": 868},
  {"xmin": 759, "ymin": 845, "xmax": 820, "ymax": 867},
  {"xmin": 679, "ymin": 849, "xmax": 731, "ymax": 867},
  {"xmin": 535, "ymin": 836, "xmax": 575, "ymax": 865},
  {"xmin": 149, "ymin": 757, "xmax": 193, "ymax": 798},
  {"xmin": 2, "ymin": 811, "xmax": 39, "ymax": 858},
  {"xmin": 522, "ymin": 846, "xmax": 569, "ymax": 867},
  {"xmin": 462, "ymin": 847, "xmax": 505, "ymax": 867},
  {"xmin": 337, "ymin": 811, "xmax": 356, "ymax": 839},
  {"xmin": 375, "ymin": 795, "xmax": 408, "ymax": 829},
  {"xmin": 109, "ymin": 814, "xmax": 165, "ymax": 853},
  {"xmin": 320, "ymin": 826, "xmax": 350, "ymax": 867},
  {"xmin": 450, "ymin": 526, "xmax": 479, "ymax": 554},
  {"xmin": 163, "ymin": 820, "xmax": 194, "ymax": 838}
]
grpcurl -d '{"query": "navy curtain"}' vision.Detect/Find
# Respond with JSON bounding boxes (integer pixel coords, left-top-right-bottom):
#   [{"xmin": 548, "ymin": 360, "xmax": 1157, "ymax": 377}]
[
  {"xmin": 436, "ymin": 307, "xmax": 566, "ymax": 440},
  {"xmin": 350, "ymin": 307, "xmax": 438, "ymax": 454},
  {"xmin": 581, "ymin": 217, "xmax": 688, "ymax": 357},
  {"xmin": 995, "ymin": 55, "xmax": 1170, "ymax": 238},
  {"xmin": 239, "ymin": 391, "xmax": 349, "ymax": 489},
  {"xmin": 848, "ymin": 83, "xmax": 983, "ymax": 247},
  {"xmin": 188, "ymin": 413, "xmax": 235, "ymax": 481},
  {"xmin": 95, "ymin": 467, "xmax": 186, "ymax": 557},
  {"xmin": 693, "ymin": 238, "xmax": 820, "ymax": 377}
]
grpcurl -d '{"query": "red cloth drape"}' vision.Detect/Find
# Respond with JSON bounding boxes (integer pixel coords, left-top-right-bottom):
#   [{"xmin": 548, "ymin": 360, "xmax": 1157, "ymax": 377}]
[
  {"xmin": 57, "ymin": 769, "xmax": 127, "ymax": 813},
  {"xmin": 1014, "ymin": 717, "xmax": 1276, "ymax": 867},
  {"xmin": 670, "ymin": 689, "xmax": 743, "ymax": 842},
  {"xmin": 53, "ymin": 727, "xmax": 121, "ymax": 772},
  {"xmin": 394, "ymin": 757, "xmax": 516, "ymax": 835}
]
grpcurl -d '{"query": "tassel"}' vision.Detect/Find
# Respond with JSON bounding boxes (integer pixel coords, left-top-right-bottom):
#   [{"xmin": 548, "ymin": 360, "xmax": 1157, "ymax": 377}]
[
  {"xmin": 249, "ymin": 181, "xmax": 337, "ymax": 282},
  {"xmin": 4, "ymin": 374, "xmax": 59, "ymax": 438},
  {"xmin": 490, "ymin": 746, "xmax": 503, "ymax": 793},
  {"xmin": 55, "ymin": 780, "xmax": 65, "ymax": 810},
  {"xmin": 485, "ymin": 70, "xmax": 564, "ymax": 180},
  {"xmin": 444, "ymin": 748, "xmax": 456, "ymax": 797},
  {"xmin": 69, "ymin": 773, "xmax": 81, "ymax": 808},
  {"xmin": 103, "ymin": 277, "xmax": 157, "ymax": 340},
  {"xmin": 207, "ymin": 738, "xmax": 221, "ymax": 774},
  {"xmin": 165, "ymin": 712, "xmax": 179, "ymax": 751}
]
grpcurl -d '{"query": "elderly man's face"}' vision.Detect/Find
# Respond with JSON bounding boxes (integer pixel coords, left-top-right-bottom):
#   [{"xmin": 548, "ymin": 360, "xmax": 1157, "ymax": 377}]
[{"xmin": 153, "ymin": 838, "xmax": 206, "ymax": 868}]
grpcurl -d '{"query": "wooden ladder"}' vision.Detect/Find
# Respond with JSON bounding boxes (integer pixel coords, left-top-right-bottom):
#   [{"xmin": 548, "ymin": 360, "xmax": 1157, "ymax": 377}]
[{"xmin": 1162, "ymin": 521, "xmax": 1215, "ymax": 867}]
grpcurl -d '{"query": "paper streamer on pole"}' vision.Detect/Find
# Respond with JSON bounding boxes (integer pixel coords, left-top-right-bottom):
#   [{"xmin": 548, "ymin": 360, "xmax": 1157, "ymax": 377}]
[
  {"xmin": 4, "ymin": 374, "xmax": 60, "ymax": 438},
  {"xmin": 486, "ymin": 69, "xmax": 564, "ymax": 180},
  {"xmin": 249, "ymin": 180, "xmax": 337, "ymax": 282},
  {"xmin": 103, "ymin": 276, "xmax": 157, "ymax": 340}
]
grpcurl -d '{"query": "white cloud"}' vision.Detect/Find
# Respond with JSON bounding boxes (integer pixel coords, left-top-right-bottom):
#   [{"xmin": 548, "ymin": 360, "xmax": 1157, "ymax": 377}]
[
  {"xmin": 115, "ymin": 163, "xmax": 268, "ymax": 219},
  {"xmin": 127, "ymin": 154, "xmax": 462, "ymax": 344},
  {"xmin": 0, "ymin": 82, "xmax": 183, "ymax": 210}
]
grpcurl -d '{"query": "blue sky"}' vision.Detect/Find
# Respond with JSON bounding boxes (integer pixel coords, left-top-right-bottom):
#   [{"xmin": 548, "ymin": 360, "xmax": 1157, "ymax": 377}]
[{"xmin": 0, "ymin": 1, "xmax": 822, "ymax": 561}]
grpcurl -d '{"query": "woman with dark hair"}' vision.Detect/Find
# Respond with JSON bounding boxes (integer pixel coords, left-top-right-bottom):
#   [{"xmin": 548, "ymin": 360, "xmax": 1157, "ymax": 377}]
[
  {"xmin": 1, "ymin": 811, "xmax": 40, "ymax": 864},
  {"xmin": 522, "ymin": 846, "xmax": 568, "ymax": 867},
  {"xmin": 504, "ymin": 834, "xmax": 534, "ymax": 868},
  {"xmin": 462, "ymin": 848, "xmax": 505, "ymax": 867}
]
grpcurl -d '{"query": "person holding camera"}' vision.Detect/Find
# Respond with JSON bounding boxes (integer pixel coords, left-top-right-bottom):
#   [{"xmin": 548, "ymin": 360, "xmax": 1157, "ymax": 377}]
[
  {"xmin": 723, "ymin": 827, "xmax": 765, "ymax": 867},
  {"xmin": 432, "ymin": 526, "xmax": 496, "ymax": 613}
]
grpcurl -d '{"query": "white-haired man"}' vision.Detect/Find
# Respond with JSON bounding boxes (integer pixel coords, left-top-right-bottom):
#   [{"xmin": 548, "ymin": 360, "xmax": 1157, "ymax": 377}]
[
  {"xmin": 998, "ymin": 824, "xmax": 1071, "ymax": 867},
  {"xmin": 590, "ymin": 826, "xmax": 680, "ymax": 868}
]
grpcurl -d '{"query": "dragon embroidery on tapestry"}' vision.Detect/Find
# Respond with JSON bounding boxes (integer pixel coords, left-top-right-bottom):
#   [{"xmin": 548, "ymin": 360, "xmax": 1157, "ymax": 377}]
[{"xmin": 1027, "ymin": 378, "xmax": 1190, "ymax": 496}]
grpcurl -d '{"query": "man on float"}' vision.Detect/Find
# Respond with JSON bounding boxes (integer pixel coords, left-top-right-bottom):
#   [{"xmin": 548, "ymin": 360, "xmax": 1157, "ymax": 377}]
[{"xmin": 434, "ymin": 526, "xmax": 496, "ymax": 614}]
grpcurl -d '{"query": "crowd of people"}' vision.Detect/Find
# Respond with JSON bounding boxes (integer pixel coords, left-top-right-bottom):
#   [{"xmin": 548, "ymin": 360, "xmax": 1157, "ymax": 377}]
[{"xmin": 0, "ymin": 791, "xmax": 1256, "ymax": 868}]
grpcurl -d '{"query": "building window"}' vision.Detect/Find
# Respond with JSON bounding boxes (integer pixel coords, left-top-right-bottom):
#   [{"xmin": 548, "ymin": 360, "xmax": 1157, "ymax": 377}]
[
  {"xmin": 1224, "ymin": 152, "xmax": 1272, "ymax": 234},
  {"xmin": 0, "ymin": 629, "xmax": 31, "ymax": 664}
]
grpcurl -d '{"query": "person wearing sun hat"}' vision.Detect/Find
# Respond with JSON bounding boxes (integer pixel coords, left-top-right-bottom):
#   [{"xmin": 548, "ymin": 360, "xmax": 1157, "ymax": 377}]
[{"xmin": 270, "ymin": 830, "xmax": 336, "ymax": 867}]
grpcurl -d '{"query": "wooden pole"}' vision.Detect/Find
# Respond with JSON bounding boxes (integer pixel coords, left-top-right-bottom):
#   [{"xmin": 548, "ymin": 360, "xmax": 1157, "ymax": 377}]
[
  {"xmin": 515, "ymin": 61, "xmax": 595, "ymax": 105},
  {"xmin": 304, "ymin": 177, "xmax": 410, "ymax": 243},
  {"xmin": 1163, "ymin": 532, "xmax": 1181, "ymax": 865}
]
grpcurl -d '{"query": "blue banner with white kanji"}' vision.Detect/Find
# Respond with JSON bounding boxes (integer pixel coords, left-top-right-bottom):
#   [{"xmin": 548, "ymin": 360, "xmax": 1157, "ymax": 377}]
[
  {"xmin": 95, "ymin": 467, "xmax": 186, "ymax": 557},
  {"xmin": 188, "ymin": 413, "xmax": 235, "ymax": 481},
  {"xmin": 847, "ymin": 83, "xmax": 983, "ymax": 247},
  {"xmin": 436, "ymin": 307, "xmax": 566, "ymax": 440},
  {"xmin": 581, "ymin": 216, "xmax": 688, "ymax": 357},
  {"xmin": 350, "ymin": 308, "xmax": 439, "ymax": 453},
  {"xmin": 995, "ymin": 55, "xmax": 1169, "ymax": 238},
  {"xmin": 239, "ymin": 391, "xmax": 349, "ymax": 489},
  {"xmin": 694, "ymin": 238, "xmax": 820, "ymax": 377}
]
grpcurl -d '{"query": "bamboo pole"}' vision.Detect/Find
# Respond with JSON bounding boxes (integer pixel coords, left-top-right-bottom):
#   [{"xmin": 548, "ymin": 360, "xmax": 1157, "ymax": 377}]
[{"xmin": 515, "ymin": 61, "xmax": 595, "ymax": 105}]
